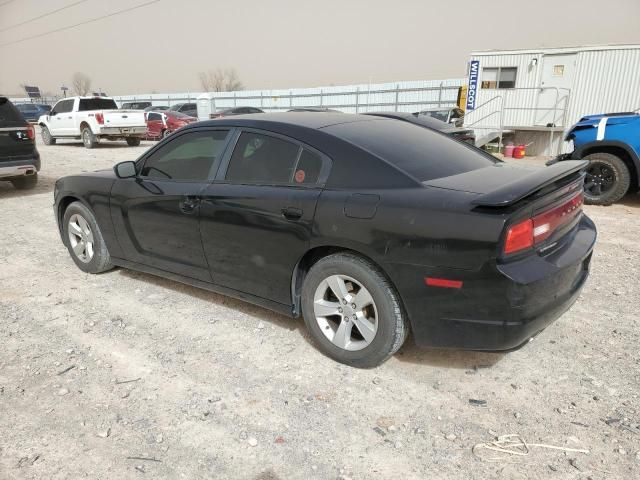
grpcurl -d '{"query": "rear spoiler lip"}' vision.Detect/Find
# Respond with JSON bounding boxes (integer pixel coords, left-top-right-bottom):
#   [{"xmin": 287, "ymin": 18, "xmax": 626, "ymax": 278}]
[{"xmin": 471, "ymin": 160, "xmax": 588, "ymax": 207}]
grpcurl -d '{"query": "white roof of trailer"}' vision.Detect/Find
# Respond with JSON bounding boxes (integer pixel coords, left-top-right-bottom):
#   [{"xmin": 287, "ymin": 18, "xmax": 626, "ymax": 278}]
[{"xmin": 470, "ymin": 44, "xmax": 640, "ymax": 56}]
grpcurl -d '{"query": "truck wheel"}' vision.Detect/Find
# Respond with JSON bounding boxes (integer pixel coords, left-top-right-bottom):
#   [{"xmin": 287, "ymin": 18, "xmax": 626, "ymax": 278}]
[
  {"xmin": 82, "ymin": 126, "xmax": 98, "ymax": 149},
  {"xmin": 41, "ymin": 126, "xmax": 56, "ymax": 145},
  {"xmin": 583, "ymin": 152, "xmax": 630, "ymax": 205},
  {"xmin": 126, "ymin": 137, "xmax": 141, "ymax": 146},
  {"xmin": 162, "ymin": 129, "xmax": 171, "ymax": 139},
  {"xmin": 11, "ymin": 174, "xmax": 38, "ymax": 190}
]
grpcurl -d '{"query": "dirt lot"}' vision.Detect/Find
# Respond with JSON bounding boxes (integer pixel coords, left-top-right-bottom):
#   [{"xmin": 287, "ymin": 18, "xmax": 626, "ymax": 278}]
[{"xmin": 1, "ymin": 135, "xmax": 639, "ymax": 480}]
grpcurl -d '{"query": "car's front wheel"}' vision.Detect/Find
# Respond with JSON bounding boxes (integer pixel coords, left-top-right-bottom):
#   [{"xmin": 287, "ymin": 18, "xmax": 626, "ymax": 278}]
[
  {"xmin": 41, "ymin": 126, "xmax": 56, "ymax": 145},
  {"xmin": 62, "ymin": 201, "xmax": 113, "ymax": 273},
  {"xmin": 301, "ymin": 252, "xmax": 409, "ymax": 368},
  {"xmin": 583, "ymin": 152, "xmax": 630, "ymax": 205}
]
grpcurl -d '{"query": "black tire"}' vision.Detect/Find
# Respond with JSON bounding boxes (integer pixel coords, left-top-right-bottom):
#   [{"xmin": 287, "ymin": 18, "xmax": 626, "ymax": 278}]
[
  {"xmin": 41, "ymin": 126, "xmax": 56, "ymax": 145},
  {"xmin": 81, "ymin": 126, "xmax": 98, "ymax": 149},
  {"xmin": 301, "ymin": 252, "xmax": 409, "ymax": 368},
  {"xmin": 126, "ymin": 137, "xmax": 141, "ymax": 146},
  {"xmin": 583, "ymin": 152, "xmax": 630, "ymax": 205},
  {"xmin": 11, "ymin": 174, "xmax": 38, "ymax": 190},
  {"xmin": 62, "ymin": 201, "xmax": 113, "ymax": 274},
  {"xmin": 162, "ymin": 129, "xmax": 171, "ymax": 139}
]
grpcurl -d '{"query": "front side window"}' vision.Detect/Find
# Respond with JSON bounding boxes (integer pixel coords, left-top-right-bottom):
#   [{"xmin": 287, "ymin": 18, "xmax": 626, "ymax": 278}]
[
  {"xmin": 225, "ymin": 132, "xmax": 300, "ymax": 185},
  {"xmin": 53, "ymin": 99, "xmax": 73, "ymax": 114},
  {"xmin": 140, "ymin": 130, "xmax": 229, "ymax": 181},
  {"xmin": 481, "ymin": 67, "xmax": 517, "ymax": 89},
  {"xmin": 147, "ymin": 112, "xmax": 161, "ymax": 121}
]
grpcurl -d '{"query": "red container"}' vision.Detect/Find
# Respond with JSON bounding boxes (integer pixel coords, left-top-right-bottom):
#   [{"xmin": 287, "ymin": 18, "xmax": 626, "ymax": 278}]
[
  {"xmin": 503, "ymin": 143, "xmax": 515, "ymax": 157},
  {"xmin": 513, "ymin": 144, "xmax": 526, "ymax": 159}
]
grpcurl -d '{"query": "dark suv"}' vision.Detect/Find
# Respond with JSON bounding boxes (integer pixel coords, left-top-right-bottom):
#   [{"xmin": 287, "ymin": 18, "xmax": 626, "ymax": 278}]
[{"xmin": 0, "ymin": 97, "xmax": 40, "ymax": 189}]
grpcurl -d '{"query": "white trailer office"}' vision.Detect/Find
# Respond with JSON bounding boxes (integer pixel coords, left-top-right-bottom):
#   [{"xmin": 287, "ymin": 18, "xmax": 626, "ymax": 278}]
[{"xmin": 463, "ymin": 44, "xmax": 640, "ymax": 155}]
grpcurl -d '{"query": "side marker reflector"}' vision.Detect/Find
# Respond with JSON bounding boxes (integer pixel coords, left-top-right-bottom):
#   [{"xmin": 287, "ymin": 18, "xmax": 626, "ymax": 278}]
[{"xmin": 425, "ymin": 277, "xmax": 463, "ymax": 289}]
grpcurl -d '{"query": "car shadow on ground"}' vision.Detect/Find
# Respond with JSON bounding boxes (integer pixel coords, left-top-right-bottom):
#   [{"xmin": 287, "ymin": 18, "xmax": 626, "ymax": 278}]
[
  {"xmin": 619, "ymin": 192, "xmax": 640, "ymax": 208},
  {"xmin": 0, "ymin": 172, "xmax": 57, "ymax": 199},
  {"xmin": 116, "ymin": 268, "xmax": 505, "ymax": 370},
  {"xmin": 52, "ymin": 140, "xmax": 156, "ymax": 149}
]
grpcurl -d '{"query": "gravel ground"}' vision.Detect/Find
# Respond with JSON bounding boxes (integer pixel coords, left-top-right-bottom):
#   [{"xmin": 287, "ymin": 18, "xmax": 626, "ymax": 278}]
[{"xmin": 1, "ymin": 136, "xmax": 639, "ymax": 479}]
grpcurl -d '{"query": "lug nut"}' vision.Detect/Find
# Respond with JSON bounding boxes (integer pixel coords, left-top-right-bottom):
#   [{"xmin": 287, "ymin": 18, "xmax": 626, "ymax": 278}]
[
  {"xmin": 352, "ymin": 314, "xmax": 357, "ymax": 320},
  {"xmin": 342, "ymin": 299, "xmax": 347, "ymax": 305},
  {"xmin": 338, "ymin": 307, "xmax": 343, "ymax": 313},
  {"xmin": 351, "ymin": 303, "xmax": 356, "ymax": 309}
]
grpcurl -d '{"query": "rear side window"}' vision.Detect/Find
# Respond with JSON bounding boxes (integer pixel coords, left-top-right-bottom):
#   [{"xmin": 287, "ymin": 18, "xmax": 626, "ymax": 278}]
[
  {"xmin": 147, "ymin": 112, "xmax": 162, "ymax": 121},
  {"xmin": 0, "ymin": 98, "xmax": 24, "ymax": 124},
  {"xmin": 325, "ymin": 119, "xmax": 497, "ymax": 182},
  {"xmin": 79, "ymin": 98, "xmax": 118, "ymax": 111},
  {"xmin": 141, "ymin": 130, "xmax": 229, "ymax": 181}
]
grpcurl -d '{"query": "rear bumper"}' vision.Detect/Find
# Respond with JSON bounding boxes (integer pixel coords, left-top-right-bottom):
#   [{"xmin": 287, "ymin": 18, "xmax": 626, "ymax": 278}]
[
  {"xmin": 386, "ymin": 215, "xmax": 596, "ymax": 350},
  {"xmin": 0, "ymin": 152, "xmax": 41, "ymax": 178},
  {"xmin": 97, "ymin": 126, "xmax": 146, "ymax": 137}
]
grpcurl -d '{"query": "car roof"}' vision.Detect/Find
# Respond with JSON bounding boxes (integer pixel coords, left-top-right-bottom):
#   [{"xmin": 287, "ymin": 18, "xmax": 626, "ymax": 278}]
[
  {"xmin": 193, "ymin": 112, "xmax": 379, "ymax": 130},
  {"xmin": 364, "ymin": 111, "xmax": 453, "ymax": 131}
]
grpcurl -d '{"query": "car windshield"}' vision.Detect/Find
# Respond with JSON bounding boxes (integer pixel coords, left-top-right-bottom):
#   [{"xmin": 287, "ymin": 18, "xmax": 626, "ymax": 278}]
[
  {"xmin": 0, "ymin": 97, "xmax": 25, "ymax": 125},
  {"xmin": 169, "ymin": 111, "xmax": 193, "ymax": 119},
  {"xmin": 79, "ymin": 98, "xmax": 118, "ymax": 111},
  {"xmin": 325, "ymin": 119, "xmax": 497, "ymax": 182}
]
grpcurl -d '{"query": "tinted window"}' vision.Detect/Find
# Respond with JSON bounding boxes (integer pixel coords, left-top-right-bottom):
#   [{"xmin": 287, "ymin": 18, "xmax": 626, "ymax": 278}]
[
  {"xmin": 325, "ymin": 119, "xmax": 497, "ymax": 182},
  {"xmin": 147, "ymin": 112, "xmax": 162, "ymax": 121},
  {"xmin": 295, "ymin": 150, "xmax": 322, "ymax": 185},
  {"xmin": 79, "ymin": 98, "xmax": 118, "ymax": 111},
  {"xmin": 141, "ymin": 130, "xmax": 229, "ymax": 181},
  {"xmin": 0, "ymin": 98, "xmax": 24, "ymax": 124},
  {"xmin": 55, "ymin": 99, "xmax": 75, "ymax": 114},
  {"xmin": 225, "ymin": 132, "xmax": 300, "ymax": 185}
]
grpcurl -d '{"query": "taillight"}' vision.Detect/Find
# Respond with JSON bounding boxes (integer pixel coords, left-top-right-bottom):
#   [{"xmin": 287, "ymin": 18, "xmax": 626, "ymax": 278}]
[
  {"xmin": 504, "ymin": 218, "xmax": 534, "ymax": 254},
  {"xmin": 27, "ymin": 125, "xmax": 35, "ymax": 140},
  {"xmin": 503, "ymin": 191, "xmax": 584, "ymax": 255},
  {"xmin": 95, "ymin": 113, "xmax": 104, "ymax": 124},
  {"xmin": 532, "ymin": 191, "xmax": 583, "ymax": 244}
]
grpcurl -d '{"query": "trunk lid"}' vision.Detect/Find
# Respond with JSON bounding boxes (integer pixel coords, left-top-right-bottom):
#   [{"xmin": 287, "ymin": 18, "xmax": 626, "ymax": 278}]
[{"xmin": 424, "ymin": 160, "xmax": 587, "ymax": 207}]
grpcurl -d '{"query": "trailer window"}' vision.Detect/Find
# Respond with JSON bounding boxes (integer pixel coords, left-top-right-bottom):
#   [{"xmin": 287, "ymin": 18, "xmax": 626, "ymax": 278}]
[{"xmin": 481, "ymin": 67, "xmax": 517, "ymax": 89}]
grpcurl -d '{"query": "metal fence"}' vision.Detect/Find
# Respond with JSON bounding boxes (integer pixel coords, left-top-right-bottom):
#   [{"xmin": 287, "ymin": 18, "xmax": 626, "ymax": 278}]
[{"xmin": 8, "ymin": 78, "xmax": 465, "ymax": 116}]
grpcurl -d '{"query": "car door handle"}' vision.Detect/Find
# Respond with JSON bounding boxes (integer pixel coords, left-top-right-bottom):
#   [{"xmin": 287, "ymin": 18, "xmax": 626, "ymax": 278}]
[
  {"xmin": 179, "ymin": 197, "xmax": 199, "ymax": 214},
  {"xmin": 281, "ymin": 207, "xmax": 303, "ymax": 220},
  {"xmin": 68, "ymin": 116, "xmax": 72, "ymax": 119}
]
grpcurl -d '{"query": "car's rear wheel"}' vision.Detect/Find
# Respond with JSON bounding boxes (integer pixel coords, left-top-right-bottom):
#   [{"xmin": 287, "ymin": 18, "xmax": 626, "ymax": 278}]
[
  {"xmin": 11, "ymin": 174, "xmax": 38, "ymax": 190},
  {"xmin": 41, "ymin": 126, "xmax": 56, "ymax": 145},
  {"xmin": 301, "ymin": 252, "xmax": 408, "ymax": 368},
  {"xmin": 126, "ymin": 137, "xmax": 141, "ymax": 146},
  {"xmin": 62, "ymin": 201, "xmax": 113, "ymax": 273},
  {"xmin": 583, "ymin": 152, "xmax": 630, "ymax": 205},
  {"xmin": 82, "ymin": 127, "xmax": 98, "ymax": 149},
  {"xmin": 162, "ymin": 129, "xmax": 171, "ymax": 139}
]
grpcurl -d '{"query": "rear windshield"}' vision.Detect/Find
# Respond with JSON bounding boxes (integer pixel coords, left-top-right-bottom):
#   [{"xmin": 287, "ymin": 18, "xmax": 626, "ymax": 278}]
[
  {"xmin": 0, "ymin": 98, "xmax": 25, "ymax": 125},
  {"xmin": 325, "ymin": 119, "xmax": 497, "ymax": 182},
  {"xmin": 79, "ymin": 98, "xmax": 118, "ymax": 111}
]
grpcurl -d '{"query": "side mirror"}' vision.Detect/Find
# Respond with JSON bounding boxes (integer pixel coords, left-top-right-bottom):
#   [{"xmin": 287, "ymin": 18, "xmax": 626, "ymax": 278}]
[
  {"xmin": 114, "ymin": 161, "xmax": 137, "ymax": 179},
  {"xmin": 50, "ymin": 111, "xmax": 57, "ymax": 116}
]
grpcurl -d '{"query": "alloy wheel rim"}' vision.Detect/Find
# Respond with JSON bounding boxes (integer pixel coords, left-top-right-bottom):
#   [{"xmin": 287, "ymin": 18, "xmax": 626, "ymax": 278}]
[
  {"xmin": 585, "ymin": 162, "xmax": 616, "ymax": 198},
  {"xmin": 83, "ymin": 130, "xmax": 90, "ymax": 146},
  {"xmin": 313, "ymin": 274, "xmax": 378, "ymax": 351},
  {"xmin": 68, "ymin": 214, "xmax": 94, "ymax": 263}
]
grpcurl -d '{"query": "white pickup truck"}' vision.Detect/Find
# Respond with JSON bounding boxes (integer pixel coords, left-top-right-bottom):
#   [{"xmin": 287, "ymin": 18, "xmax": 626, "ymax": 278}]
[{"xmin": 38, "ymin": 96, "xmax": 147, "ymax": 149}]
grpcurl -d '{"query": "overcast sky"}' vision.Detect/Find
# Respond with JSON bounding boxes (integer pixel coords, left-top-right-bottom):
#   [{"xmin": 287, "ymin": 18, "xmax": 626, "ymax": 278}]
[{"xmin": 1, "ymin": 0, "xmax": 639, "ymax": 96}]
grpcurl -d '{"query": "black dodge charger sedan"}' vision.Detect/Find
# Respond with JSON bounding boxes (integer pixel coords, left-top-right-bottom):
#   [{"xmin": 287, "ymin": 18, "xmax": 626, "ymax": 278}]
[{"xmin": 54, "ymin": 113, "xmax": 596, "ymax": 367}]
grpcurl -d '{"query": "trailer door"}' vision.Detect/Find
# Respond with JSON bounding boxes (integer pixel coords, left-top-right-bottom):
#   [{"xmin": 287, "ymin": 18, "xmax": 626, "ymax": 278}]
[{"xmin": 535, "ymin": 53, "xmax": 576, "ymax": 126}]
